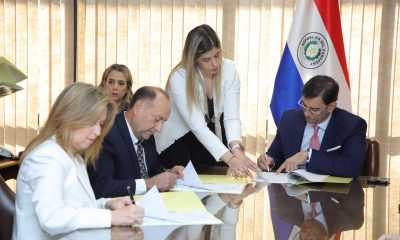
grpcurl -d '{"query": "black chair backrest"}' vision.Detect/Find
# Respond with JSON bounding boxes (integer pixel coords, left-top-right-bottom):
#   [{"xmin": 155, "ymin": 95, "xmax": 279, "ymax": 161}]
[
  {"xmin": 0, "ymin": 174, "xmax": 15, "ymax": 240},
  {"xmin": 362, "ymin": 139, "xmax": 380, "ymax": 177}
]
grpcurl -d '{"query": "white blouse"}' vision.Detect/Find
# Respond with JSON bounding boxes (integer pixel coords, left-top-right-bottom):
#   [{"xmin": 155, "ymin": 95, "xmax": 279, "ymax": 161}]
[{"xmin": 155, "ymin": 58, "xmax": 242, "ymax": 161}]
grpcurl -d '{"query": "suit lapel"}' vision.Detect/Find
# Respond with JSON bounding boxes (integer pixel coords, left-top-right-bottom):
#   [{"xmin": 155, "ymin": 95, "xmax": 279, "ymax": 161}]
[
  {"xmin": 320, "ymin": 109, "xmax": 340, "ymax": 151},
  {"xmin": 115, "ymin": 113, "xmax": 141, "ymax": 176},
  {"xmin": 294, "ymin": 111, "xmax": 307, "ymax": 151},
  {"xmin": 116, "ymin": 113, "xmax": 138, "ymax": 162},
  {"xmin": 293, "ymin": 111, "xmax": 307, "ymax": 148}
]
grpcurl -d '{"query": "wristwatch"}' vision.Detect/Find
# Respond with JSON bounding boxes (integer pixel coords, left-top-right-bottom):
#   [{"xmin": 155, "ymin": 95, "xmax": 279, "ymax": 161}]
[
  {"xmin": 230, "ymin": 143, "xmax": 245, "ymax": 151},
  {"xmin": 303, "ymin": 148, "xmax": 311, "ymax": 161}
]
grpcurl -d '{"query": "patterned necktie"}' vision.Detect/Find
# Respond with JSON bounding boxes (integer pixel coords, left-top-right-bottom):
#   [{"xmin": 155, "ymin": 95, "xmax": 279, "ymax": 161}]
[
  {"xmin": 136, "ymin": 141, "xmax": 149, "ymax": 178},
  {"xmin": 309, "ymin": 125, "xmax": 320, "ymax": 150}
]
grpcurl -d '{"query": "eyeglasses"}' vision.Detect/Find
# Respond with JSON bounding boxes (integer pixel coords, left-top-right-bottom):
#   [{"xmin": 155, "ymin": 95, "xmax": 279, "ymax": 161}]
[{"xmin": 297, "ymin": 98, "xmax": 329, "ymax": 116}]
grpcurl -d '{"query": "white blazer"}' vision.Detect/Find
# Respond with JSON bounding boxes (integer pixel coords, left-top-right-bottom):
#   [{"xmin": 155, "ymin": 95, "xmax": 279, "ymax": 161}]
[
  {"xmin": 155, "ymin": 59, "xmax": 242, "ymax": 161},
  {"xmin": 12, "ymin": 138, "xmax": 111, "ymax": 240}
]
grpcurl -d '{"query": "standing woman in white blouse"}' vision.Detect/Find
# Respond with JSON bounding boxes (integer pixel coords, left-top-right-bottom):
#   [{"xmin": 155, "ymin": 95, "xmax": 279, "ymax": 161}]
[
  {"xmin": 155, "ymin": 24, "xmax": 260, "ymax": 178},
  {"xmin": 13, "ymin": 83, "xmax": 144, "ymax": 240}
]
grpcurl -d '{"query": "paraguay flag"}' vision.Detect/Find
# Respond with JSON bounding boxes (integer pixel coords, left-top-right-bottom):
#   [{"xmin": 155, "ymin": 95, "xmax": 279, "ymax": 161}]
[{"xmin": 270, "ymin": 0, "xmax": 352, "ymax": 126}]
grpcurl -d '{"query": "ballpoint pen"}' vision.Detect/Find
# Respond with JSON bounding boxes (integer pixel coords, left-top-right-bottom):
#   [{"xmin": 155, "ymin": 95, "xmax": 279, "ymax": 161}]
[{"xmin": 126, "ymin": 185, "xmax": 135, "ymax": 204}]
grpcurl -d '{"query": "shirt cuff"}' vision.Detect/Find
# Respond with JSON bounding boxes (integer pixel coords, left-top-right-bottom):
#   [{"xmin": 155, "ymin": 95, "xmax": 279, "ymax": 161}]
[
  {"xmin": 135, "ymin": 179, "xmax": 147, "ymax": 194},
  {"xmin": 96, "ymin": 198, "xmax": 110, "ymax": 209}
]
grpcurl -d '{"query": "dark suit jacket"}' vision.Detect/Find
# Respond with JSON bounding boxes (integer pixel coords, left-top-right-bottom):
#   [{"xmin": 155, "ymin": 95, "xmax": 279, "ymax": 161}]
[
  {"xmin": 269, "ymin": 181, "xmax": 364, "ymax": 236},
  {"xmin": 88, "ymin": 112, "xmax": 165, "ymax": 198},
  {"xmin": 268, "ymin": 108, "xmax": 367, "ymax": 177}
]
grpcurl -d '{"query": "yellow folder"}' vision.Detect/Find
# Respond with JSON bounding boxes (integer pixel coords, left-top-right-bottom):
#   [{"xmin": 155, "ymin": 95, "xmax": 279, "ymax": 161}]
[{"xmin": 135, "ymin": 191, "xmax": 205, "ymax": 212}]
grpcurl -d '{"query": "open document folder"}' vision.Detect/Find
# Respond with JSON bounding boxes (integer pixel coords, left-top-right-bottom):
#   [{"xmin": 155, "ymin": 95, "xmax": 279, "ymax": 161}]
[
  {"xmin": 171, "ymin": 161, "xmax": 248, "ymax": 194},
  {"xmin": 135, "ymin": 187, "xmax": 222, "ymax": 227},
  {"xmin": 284, "ymin": 182, "xmax": 352, "ymax": 197},
  {"xmin": 257, "ymin": 169, "xmax": 353, "ymax": 185}
]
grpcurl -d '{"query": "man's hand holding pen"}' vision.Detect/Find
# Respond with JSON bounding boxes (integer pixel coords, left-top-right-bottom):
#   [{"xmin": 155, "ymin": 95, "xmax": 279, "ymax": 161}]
[
  {"xmin": 257, "ymin": 154, "xmax": 275, "ymax": 172},
  {"xmin": 145, "ymin": 165, "xmax": 185, "ymax": 191},
  {"xmin": 127, "ymin": 185, "xmax": 135, "ymax": 204},
  {"xmin": 165, "ymin": 165, "xmax": 185, "ymax": 179}
]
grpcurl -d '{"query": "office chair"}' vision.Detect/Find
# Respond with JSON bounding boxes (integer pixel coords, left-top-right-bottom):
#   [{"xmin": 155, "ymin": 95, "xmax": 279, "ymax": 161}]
[
  {"xmin": 362, "ymin": 139, "xmax": 380, "ymax": 177},
  {"xmin": 0, "ymin": 174, "xmax": 15, "ymax": 240},
  {"xmin": 0, "ymin": 159, "xmax": 19, "ymax": 181}
]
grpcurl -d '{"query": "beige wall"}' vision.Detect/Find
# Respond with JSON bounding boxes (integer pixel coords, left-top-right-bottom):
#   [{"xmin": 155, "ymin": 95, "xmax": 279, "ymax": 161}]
[{"xmin": 0, "ymin": 0, "xmax": 75, "ymax": 154}]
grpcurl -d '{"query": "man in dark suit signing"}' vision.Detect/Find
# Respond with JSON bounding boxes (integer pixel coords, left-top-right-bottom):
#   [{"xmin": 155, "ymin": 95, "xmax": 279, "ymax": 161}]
[
  {"xmin": 89, "ymin": 86, "xmax": 184, "ymax": 198},
  {"xmin": 258, "ymin": 75, "xmax": 367, "ymax": 177}
]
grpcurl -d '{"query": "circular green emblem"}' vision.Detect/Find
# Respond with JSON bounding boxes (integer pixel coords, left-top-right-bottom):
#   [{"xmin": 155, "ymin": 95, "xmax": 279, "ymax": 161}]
[{"xmin": 297, "ymin": 32, "xmax": 329, "ymax": 69}]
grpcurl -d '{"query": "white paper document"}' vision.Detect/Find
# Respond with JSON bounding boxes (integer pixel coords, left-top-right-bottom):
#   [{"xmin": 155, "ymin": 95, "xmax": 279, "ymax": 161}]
[
  {"xmin": 258, "ymin": 169, "xmax": 328, "ymax": 184},
  {"xmin": 288, "ymin": 169, "xmax": 328, "ymax": 182},
  {"xmin": 257, "ymin": 172, "xmax": 290, "ymax": 183},
  {"xmin": 257, "ymin": 169, "xmax": 351, "ymax": 184},
  {"xmin": 136, "ymin": 186, "xmax": 222, "ymax": 227},
  {"xmin": 175, "ymin": 161, "xmax": 213, "ymax": 191},
  {"xmin": 172, "ymin": 161, "xmax": 246, "ymax": 194}
]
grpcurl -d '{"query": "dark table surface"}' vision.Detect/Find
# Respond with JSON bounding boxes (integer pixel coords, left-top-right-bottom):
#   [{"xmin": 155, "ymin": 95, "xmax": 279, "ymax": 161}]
[{"xmin": 52, "ymin": 173, "xmax": 391, "ymax": 240}]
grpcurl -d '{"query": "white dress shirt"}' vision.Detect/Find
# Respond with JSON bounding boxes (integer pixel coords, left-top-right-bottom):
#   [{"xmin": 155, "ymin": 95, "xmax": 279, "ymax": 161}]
[
  {"xmin": 302, "ymin": 113, "xmax": 332, "ymax": 162},
  {"xmin": 124, "ymin": 114, "xmax": 148, "ymax": 194}
]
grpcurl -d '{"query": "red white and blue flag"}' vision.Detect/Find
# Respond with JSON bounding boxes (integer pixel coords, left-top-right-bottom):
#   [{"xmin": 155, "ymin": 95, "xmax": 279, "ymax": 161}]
[{"xmin": 270, "ymin": 0, "xmax": 352, "ymax": 126}]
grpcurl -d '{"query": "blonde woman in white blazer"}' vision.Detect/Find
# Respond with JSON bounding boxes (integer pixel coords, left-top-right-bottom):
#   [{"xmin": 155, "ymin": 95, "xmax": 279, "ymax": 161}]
[
  {"xmin": 155, "ymin": 24, "xmax": 260, "ymax": 178},
  {"xmin": 12, "ymin": 83, "xmax": 144, "ymax": 240}
]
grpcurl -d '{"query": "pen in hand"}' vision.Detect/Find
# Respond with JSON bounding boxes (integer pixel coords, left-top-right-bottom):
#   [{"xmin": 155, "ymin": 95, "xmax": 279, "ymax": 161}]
[
  {"xmin": 126, "ymin": 185, "xmax": 135, "ymax": 204},
  {"xmin": 165, "ymin": 168, "xmax": 184, "ymax": 179}
]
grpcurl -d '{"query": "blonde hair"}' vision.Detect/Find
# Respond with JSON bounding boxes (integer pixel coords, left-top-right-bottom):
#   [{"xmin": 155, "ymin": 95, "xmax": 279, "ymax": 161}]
[
  {"xmin": 100, "ymin": 63, "xmax": 134, "ymax": 111},
  {"xmin": 21, "ymin": 82, "xmax": 116, "ymax": 166},
  {"xmin": 166, "ymin": 24, "xmax": 222, "ymax": 113}
]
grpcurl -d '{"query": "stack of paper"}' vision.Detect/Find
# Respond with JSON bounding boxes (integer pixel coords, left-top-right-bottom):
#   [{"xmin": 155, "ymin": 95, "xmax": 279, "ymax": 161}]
[
  {"xmin": 172, "ymin": 161, "xmax": 248, "ymax": 194},
  {"xmin": 258, "ymin": 169, "xmax": 353, "ymax": 185},
  {"xmin": 136, "ymin": 187, "xmax": 222, "ymax": 227}
]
